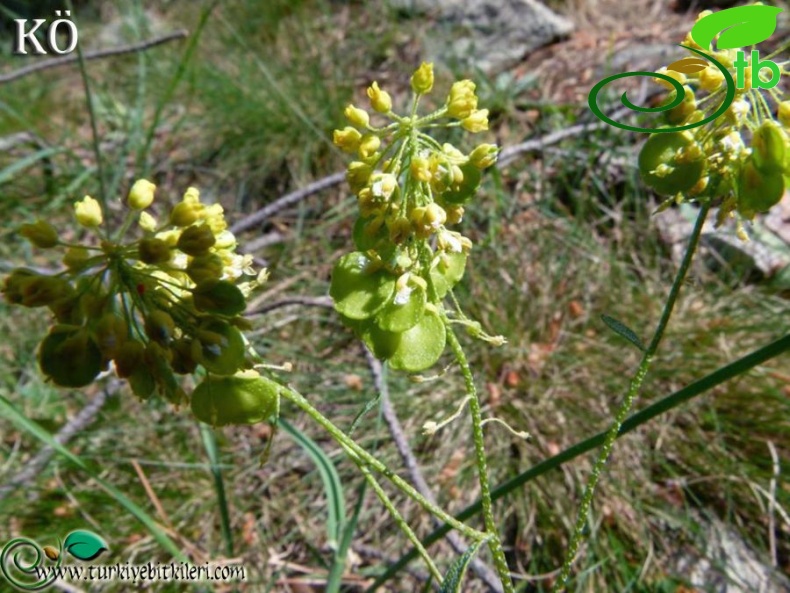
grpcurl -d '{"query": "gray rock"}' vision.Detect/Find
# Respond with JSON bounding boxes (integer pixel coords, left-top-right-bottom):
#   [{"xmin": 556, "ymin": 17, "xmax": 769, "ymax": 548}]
[{"xmin": 389, "ymin": 0, "xmax": 574, "ymax": 73}]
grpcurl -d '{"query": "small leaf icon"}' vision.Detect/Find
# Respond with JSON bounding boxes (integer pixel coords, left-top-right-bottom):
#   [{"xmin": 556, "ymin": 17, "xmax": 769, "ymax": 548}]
[
  {"xmin": 667, "ymin": 56, "xmax": 708, "ymax": 75},
  {"xmin": 601, "ymin": 314, "xmax": 646, "ymax": 351},
  {"xmin": 63, "ymin": 530, "xmax": 108, "ymax": 561},
  {"xmin": 690, "ymin": 5, "xmax": 782, "ymax": 51}
]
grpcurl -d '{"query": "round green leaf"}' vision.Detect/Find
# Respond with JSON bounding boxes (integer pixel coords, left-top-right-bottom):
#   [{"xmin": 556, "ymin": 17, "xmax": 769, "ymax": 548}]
[{"xmin": 330, "ymin": 252, "xmax": 395, "ymax": 320}]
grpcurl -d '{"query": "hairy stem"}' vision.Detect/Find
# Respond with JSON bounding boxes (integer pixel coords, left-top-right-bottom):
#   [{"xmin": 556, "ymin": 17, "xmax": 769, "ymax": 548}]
[
  {"xmin": 445, "ymin": 324, "xmax": 515, "ymax": 593},
  {"xmin": 553, "ymin": 201, "xmax": 711, "ymax": 591},
  {"xmin": 280, "ymin": 386, "xmax": 487, "ymax": 543}
]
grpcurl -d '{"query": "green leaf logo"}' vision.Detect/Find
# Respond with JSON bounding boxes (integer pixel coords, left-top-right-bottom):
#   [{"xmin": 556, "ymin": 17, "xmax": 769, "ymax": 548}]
[
  {"xmin": 691, "ymin": 5, "xmax": 783, "ymax": 51},
  {"xmin": 63, "ymin": 530, "xmax": 108, "ymax": 562}
]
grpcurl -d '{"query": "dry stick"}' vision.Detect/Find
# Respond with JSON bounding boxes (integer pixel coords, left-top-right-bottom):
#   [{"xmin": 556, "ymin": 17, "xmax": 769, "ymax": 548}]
[
  {"xmin": 0, "ymin": 31, "xmax": 189, "ymax": 85},
  {"xmin": 365, "ymin": 351, "xmax": 504, "ymax": 593},
  {"xmin": 0, "ymin": 380, "xmax": 119, "ymax": 503}
]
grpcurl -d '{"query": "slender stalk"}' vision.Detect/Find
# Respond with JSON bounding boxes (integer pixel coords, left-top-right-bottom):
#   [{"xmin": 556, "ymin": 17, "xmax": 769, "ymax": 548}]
[
  {"xmin": 552, "ymin": 201, "xmax": 711, "ymax": 591},
  {"xmin": 67, "ymin": 0, "xmax": 105, "ymax": 205},
  {"xmin": 199, "ymin": 423, "xmax": 234, "ymax": 557},
  {"xmin": 445, "ymin": 324, "xmax": 515, "ymax": 593},
  {"xmin": 279, "ymin": 386, "xmax": 487, "ymax": 543},
  {"xmin": 359, "ymin": 465, "xmax": 443, "ymax": 583}
]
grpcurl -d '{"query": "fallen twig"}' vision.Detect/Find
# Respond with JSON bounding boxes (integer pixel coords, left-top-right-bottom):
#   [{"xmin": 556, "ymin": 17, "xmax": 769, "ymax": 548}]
[{"xmin": 0, "ymin": 30, "xmax": 189, "ymax": 85}]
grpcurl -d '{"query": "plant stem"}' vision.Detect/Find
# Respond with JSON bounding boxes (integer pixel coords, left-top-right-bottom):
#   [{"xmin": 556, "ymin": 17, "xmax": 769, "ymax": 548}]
[
  {"xmin": 359, "ymin": 464, "xmax": 443, "ymax": 583},
  {"xmin": 445, "ymin": 324, "xmax": 515, "ymax": 593},
  {"xmin": 552, "ymin": 201, "xmax": 711, "ymax": 591},
  {"xmin": 280, "ymin": 386, "xmax": 486, "ymax": 543}
]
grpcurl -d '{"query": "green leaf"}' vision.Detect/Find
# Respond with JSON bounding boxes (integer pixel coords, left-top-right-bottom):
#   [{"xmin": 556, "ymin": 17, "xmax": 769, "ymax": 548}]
[
  {"xmin": 280, "ymin": 419, "xmax": 345, "ymax": 549},
  {"xmin": 601, "ymin": 314, "xmax": 645, "ymax": 351},
  {"xmin": 438, "ymin": 539, "xmax": 485, "ymax": 593},
  {"xmin": 330, "ymin": 252, "xmax": 395, "ymax": 320},
  {"xmin": 63, "ymin": 530, "xmax": 108, "ymax": 561},
  {"xmin": 690, "ymin": 5, "xmax": 782, "ymax": 50}
]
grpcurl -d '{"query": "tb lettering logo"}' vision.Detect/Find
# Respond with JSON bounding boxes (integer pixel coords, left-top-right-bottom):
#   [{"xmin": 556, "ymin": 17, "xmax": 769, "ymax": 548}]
[{"xmin": 589, "ymin": 4, "xmax": 784, "ymax": 133}]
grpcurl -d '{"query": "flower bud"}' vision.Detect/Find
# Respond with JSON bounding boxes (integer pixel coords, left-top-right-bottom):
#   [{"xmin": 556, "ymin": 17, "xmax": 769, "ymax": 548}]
[
  {"xmin": 186, "ymin": 253, "xmax": 224, "ymax": 284},
  {"xmin": 333, "ymin": 127, "xmax": 363, "ymax": 153},
  {"xmin": 410, "ymin": 156, "xmax": 432, "ymax": 182},
  {"xmin": 128, "ymin": 179, "xmax": 156, "ymax": 209},
  {"xmin": 170, "ymin": 201, "xmax": 203, "ymax": 227},
  {"xmin": 21, "ymin": 276, "xmax": 72, "ymax": 308},
  {"xmin": 347, "ymin": 161, "xmax": 372, "ymax": 193},
  {"xmin": 779, "ymin": 101, "xmax": 790, "ymax": 128},
  {"xmin": 461, "ymin": 109, "xmax": 489, "ymax": 133},
  {"xmin": 74, "ymin": 195, "xmax": 103, "ymax": 227},
  {"xmin": 177, "ymin": 224, "xmax": 216, "ymax": 256},
  {"xmin": 344, "ymin": 104, "xmax": 370, "ymax": 128},
  {"xmin": 410, "ymin": 62, "xmax": 434, "ymax": 94},
  {"xmin": 367, "ymin": 81, "xmax": 392, "ymax": 113},
  {"xmin": 358, "ymin": 134, "xmax": 381, "ymax": 159},
  {"xmin": 388, "ymin": 216, "xmax": 412, "ymax": 243},
  {"xmin": 424, "ymin": 203, "xmax": 447, "ymax": 228},
  {"xmin": 447, "ymin": 80, "xmax": 478, "ymax": 119},
  {"xmin": 139, "ymin": 211, "xmax": 158, "ymax": 232},
  {"xmin": 138, "ymin": 237, "xmax": 171, "ymax": 264},
  {"xmin": 469, "ymin": 143, "xmax": 498, "ymax": 169},
  {"xmin": 699, "ymin": 66, "xmax": 724, "ymax": 92}
]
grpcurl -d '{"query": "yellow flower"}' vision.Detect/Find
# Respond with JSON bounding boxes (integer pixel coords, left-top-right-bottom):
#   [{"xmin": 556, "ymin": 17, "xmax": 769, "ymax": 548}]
[
  {"xmin": 447, "ymin": 80, "xmax": 477, "ymax": 119},
  {"xmin": 411, "ymin": 62, "xmax": 434, "ymax": 95},
  {"xmin": 469, "ymin": 143, "xmax": 499, "ymax": 169},
  {"xmin": 128, "ymin": 179, "xmax": 156, "ymax": 210},
  {"xmin": 344, "ymin": 104, "xmax": 370, "ymax": 128},
  {"xmin": 358, "ymin": 134, "xmax": 381, "ymax": 159},
  {"xmin": 333, "ymin": 127, "xmax": 363, "ymax": 153},
  {"xmin": 74, "ymin": 195, "xmax": 103, "ymax": 227},
  {"xmin": 461, "ymin": 109, "xmax": 489, "ymax": 133},
  {"xmin": 367, "ymin": 81, "xmax": 392, "ymax": 114}
]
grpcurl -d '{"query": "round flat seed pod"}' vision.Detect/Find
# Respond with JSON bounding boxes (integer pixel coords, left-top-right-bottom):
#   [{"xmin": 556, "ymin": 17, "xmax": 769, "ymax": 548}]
[
  {"xmin": 375, "ymin": 284, "xmax": 426, "ymax": 333},
  {"xmin": 192, "ymin": 373, "xmax": 280, "ymax": 426},
  {"xmin": 388, "ymin": 310, "xmax": 446, "ymax": 372},
  {"xmin": 39, "ymin": 328, "xmax": 102, "ymax": 388},
  {"xmin": 638, "ymin": 132, "xmax": 704, "ymax": 196},
  {"xmin": 430, "ymin": 252, "xmax": 467, "ymax": 299},
  {"xmin": 330, "ymin": 252, "xmax": 395, "ymax": 320},
  {"xmin": 192, "ymin": 320, "xmax": 246, "ymax": 375},
  {"xmin": 738, "ymin": 158, "xmax": 784, "ymax": 216}
]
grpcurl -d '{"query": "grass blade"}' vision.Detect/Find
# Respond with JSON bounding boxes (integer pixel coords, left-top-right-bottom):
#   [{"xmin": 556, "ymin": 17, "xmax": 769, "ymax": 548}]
[
  {"xmin": 0, "ymin": 393, "xmax": 186, "ymax": 561},
  {"xmin": 279, "ymin": 418, "xmax": 345, "ymax": 548},
  {"xmin": 199, "ymin": 423, "xmax": 234, "ymax": 557}
]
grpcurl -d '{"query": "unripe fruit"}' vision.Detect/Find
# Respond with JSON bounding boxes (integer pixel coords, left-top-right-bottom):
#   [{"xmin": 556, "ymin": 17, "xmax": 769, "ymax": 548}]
[
  {"xmin": 737, "ymin": 158, "xmax": 784, "ymax": 217},
  {"xmin": 752, "ymin": 121, "xmax": 786, "ymax": 175},
  {"xmin": 177, "ymin": 224, "xmax": 216, "ymax": 256},
  {"xmin": 39, "ymin": 327, "xmax": 102, "ymax": 388},
  {"xmin": 138, "ymin": 238, "xmax": 171, "ymax": 264},
  {"xmin": 192, "ymin": 320, "xmax": 245, "ymax": 375},
  {"xmin": 144, "ymin": 309, "xmax": 176, "ymax": 345},
  {"xmin": 330, "ymin": 252, "xmax": 395, "ymax": 320},
  {"xmin": 638, "ymin": 132, "xmax": 705, "ymax": 196},
  {"xmin": 191, "ymin": 372, "xmax": 280, "ymax": 426}
]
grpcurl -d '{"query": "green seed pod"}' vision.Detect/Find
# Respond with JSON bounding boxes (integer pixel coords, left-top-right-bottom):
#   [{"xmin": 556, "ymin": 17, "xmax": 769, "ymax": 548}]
[
  {"xmin": 186, "ymin": 253, "xmax": 224, "ymax": 284},
  {"xmin": 94, "ymin": 313, "xmax": 128, "ymax": 357},
  {"xmin": 20, "ymin": 220, "xmax": 58, "ymax": 248},
  {"xmin": 737, "ymin": 158, "xmax": 784, "ymax": 217},
  {"xmin": 387, "ymin": 308, "xmax": 446, "ymax": 372},
  {"xmin": 113, "ymin": 339, "xmax": 145, "ymax": 378},
  {"xmin": 39, "ymin": 327, "xmax": 102, "ymax": 388},
  {"xmin": 20, "ymin": 276, "xmax": 72, "ymax": 308},
  {"xmin": 638, "ymin": 132, "xmax": 705, "ymax": 196},
  {"xmin": 138, "ymin": 237, "xmax": 171, "ymax": 265},
  {"xmin": 144, "ymin": 309, "xmax": 176, "ymax": 345},
  {"xmin": 191, "ymin": 319, "xmax": 245, "ymax": 375},
  {"xmin": 129, "ymin": 366, "xmax": 155, "ymax": 399},
  {"xmin": 3, "ymin": 268, "xmax": 39, "ymax": 304},
  {"xmin": 429, "ymin": 252, "xmax": 467, "ymax": 299},
  {"xmin": 191, "ymin": 371, "xmax": 280, "ymax": 426},
  {"xmin": 752, "ymin": 120, "xmax": 786, "ymax": 175},
  {"xmin": 330, "ymin": 252, "xmax": 395, "ymax": 321},
  {"xmin": 375, "ymin": 283, "xmax": 427, "ymax": 333},
  {"xmin": 177, "ymin": 224, "xmax": 216, "ymax": 256},
  {"xmin": 192, "ymin": 280, "xmax": 246, "ymax": 316},
  {"xmin": 170, "ymin": 337, "xmax": 198, "ymax": 374}
]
